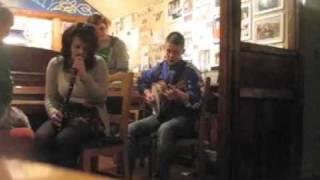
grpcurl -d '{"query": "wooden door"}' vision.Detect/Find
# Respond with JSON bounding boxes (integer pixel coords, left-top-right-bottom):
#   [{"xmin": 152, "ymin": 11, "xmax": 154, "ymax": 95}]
[{"xmin": 218, "ymin": 1, "xmax": 302, "ymax": 180}]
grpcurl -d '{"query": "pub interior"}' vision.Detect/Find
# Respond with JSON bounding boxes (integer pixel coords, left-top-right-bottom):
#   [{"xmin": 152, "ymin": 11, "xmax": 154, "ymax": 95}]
[{"xmin": 0, "ymin": 0, "xmax": 320, "ymax": 180}]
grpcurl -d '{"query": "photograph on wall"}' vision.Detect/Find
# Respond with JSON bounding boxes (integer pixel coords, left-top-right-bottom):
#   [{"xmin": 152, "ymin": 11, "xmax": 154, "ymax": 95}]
[
  {"xmin": 4, "ymin": 16, "xmax": 53, "ymax": 49},
  {"xmin": 198, "ymin": 49, "xmax": 211, "ymax": 72},
  {"xmin": 184, "ymin": 13, "xmax": 193, "ymax": 23},
  {"xmin": 140, "ymin": 45, "xmax": 150, "ymax": 71},
  {"xmin": 194, "ymin": 0, "xmax": 211, "ymax": 7},
  {"xmin": 241, "ymin": 2, "xmax": 251, "ymax": 41},
  {"xmin": 214, "ymin": 0, "xmax": 220, "ymax": 8},
  {"xmin": 194, "ymin": 3, "xmax": 212, "ymax": 22},
  {"xmin": 123, "ymin": 15, "xmax": 134, "ymax": 31},
  {"xmin": 212, "ymin": 17, "xmax": 220, "ymax": 43},
  {"xmin": 212, "ymin": 45, "xmax": 220, "ymax": 67},
  {"xmin": 149, "ymin": 44, "xmax": 164, "ymax": 67},
  {"xmin": 183, "ymin": 0, "xmax": 193, "ymax": 14},
  {"xmin": 253, "ymin": 13, "xmax": 284, "ymax": 44},
  {"xmin": 153, "ymin": 10, "xmax": 164, "ymax": 23},
  {"xmin": 253, "ymin": 0, "xmax": 284, "ymax": 14},
  {"xmin": 168, "ymin": 0, "xmax": 182, "ymax": 20},
  {"xmin": 183, "ymin": 31, "xmax": 193, "ymax": 61}
]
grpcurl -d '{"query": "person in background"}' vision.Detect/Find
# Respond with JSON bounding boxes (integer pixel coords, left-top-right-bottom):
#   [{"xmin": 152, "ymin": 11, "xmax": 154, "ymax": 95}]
[
  {"xmin": 35, "ymin": 23, "xmax": 110, "ymax": 168},
  {"xmin": 0, "ymin": 6, "xmax": 14, "ymax": 128},
  {"xmin": 87, "ymin": 13, "xmax": 129, "ymax": 73},
  {"xmin": 128, "ymin": 32, "xmax": 201, "ymax": 180}
]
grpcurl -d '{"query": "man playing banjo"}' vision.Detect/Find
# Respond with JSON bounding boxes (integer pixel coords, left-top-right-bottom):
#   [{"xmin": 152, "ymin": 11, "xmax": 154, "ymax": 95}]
[{"xmin": 128, "ymin": 31, "xmax": 202, "ymax": 180}]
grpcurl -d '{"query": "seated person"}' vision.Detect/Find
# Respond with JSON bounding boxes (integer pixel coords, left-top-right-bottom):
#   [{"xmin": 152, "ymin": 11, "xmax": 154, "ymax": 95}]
[
  {"xmin": 128, "ymin": 32, "xmax": 201, "ymax": 180},
  {"xmin": 35, "ymin": 23, "xmax": 110, "ymax": 168},
  {"xmin": 0, "ymin": 6, "xmax": 14, "ymax": 129},
  {"xmin": 0, "ymin": 6, "xmax": 31, "ymax": 131},
  {"xmin": 87, "ymin": 14, "xmax": 129, "ymax": 73}
]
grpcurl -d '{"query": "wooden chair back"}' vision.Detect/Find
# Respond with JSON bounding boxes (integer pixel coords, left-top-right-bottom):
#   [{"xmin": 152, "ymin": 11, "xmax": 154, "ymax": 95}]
[
  {"xmin": 106, "ymin": 72, "xmax": 133, "ymax": 140},
  {"xmin": 81, "ymin": 72, "xmax": 133, "ymax": 180}
]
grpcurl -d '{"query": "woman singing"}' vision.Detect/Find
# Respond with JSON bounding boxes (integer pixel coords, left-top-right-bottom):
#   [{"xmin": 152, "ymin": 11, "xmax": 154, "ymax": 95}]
[{"xmin": 35, "ymin": 23, "xmax": 109, "ymax": 168}]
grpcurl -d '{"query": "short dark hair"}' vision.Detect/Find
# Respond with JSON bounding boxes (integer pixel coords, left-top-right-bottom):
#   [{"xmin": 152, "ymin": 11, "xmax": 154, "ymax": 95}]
[
  {"xmin": 87, "ymin": 13, "xmax": 111, "ymax": 27},
  {"xmin": 0, "ymin": 6, "xmax": 13, "ymax": 26},
  {"xmin": 61, "ymin": 23, "xmax": 98, "ymax": 71},
  {"xmin": 165, "ymin": 32, "xmax": 185, "ymax": 47}
]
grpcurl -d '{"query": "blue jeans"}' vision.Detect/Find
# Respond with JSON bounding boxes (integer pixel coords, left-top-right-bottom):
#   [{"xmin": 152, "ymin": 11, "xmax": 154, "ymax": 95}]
[
  {"xmin": 128, "ymin": 115, "xmax": 194, "ymax": 180},
  {"xmin": 35, "ymin": 120, "xmax": 100, "ymax": 168}
]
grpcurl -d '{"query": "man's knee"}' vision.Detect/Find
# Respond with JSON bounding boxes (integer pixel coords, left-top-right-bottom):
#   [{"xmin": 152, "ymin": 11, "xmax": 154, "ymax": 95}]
[
  {"xmin": 55, "ymin": 133, "xmax": 76, "ymax": 148},
  {"xmin": 157, "ymin": 123, "xmax": 175, "ymax": 150},
  {"xmin": 35, "ymin": 130, "xmax": 52, "ymax": 145},
  {"xmin": 128, "ymin": 120, "xmax": 143, "ymax": 138},
  {"xmin": 128, "ymin": 122, "xmax": 137, "ymax": 137},
  {"xmin": 157, "ymin": 122, "xmax": 174, "ymax": 138}
]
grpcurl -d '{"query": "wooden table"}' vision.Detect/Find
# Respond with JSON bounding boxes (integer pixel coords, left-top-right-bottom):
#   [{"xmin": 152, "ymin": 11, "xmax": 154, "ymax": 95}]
[
  {"xmin": 0, "ymin": 158, "xmax": 110, "ymax": 180},
  {"xmin": 0, "ymin": 131, "xmax": 113, "ymax": 179}
]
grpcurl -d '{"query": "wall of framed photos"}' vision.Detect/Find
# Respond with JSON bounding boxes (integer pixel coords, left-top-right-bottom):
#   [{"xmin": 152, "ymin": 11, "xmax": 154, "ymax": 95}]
[
  {"xmin": 112, "ymin": 0, "xmax": 290, "ymax": 78},
  {"xmin": 111, "ymin": 0, "xmax": 220, "ymax": 77},
  {"xmin": 241, "ymin": 0, "xmax": 289, "ymax": 48}
]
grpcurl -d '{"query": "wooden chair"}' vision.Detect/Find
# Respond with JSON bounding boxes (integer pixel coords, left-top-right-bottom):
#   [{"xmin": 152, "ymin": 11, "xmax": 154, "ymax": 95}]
[
  {"xmin": 148, "ymin": 77, "xmax": 212, "ymax": 178},
  {"xmin": 81, "ymin": 72, "xmax": 133, "ymax": 180}
]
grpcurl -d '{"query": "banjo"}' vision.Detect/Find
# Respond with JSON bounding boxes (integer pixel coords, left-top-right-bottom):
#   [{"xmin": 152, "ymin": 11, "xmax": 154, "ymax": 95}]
[{"xmin": 150, "ymin": 80, "xmax": 187, "ymax": 115}]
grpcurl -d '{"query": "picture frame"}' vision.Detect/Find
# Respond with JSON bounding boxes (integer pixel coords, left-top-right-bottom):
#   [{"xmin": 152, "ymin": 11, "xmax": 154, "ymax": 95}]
[
  {"xmin": 212, "ymin": 16, "xmax": 220, "ymax": 43},
  {"xmin": 214, "ymin": 0, "xmax": 220, "ymax": 8},
  {"xmin": 253, "ymin": 13, "xmax": 284, "ymax": 44},
  {"xmin": 198, "ymin": 49, "xmax": 211, "ymax": 72},
  {"xmin": 241, "ymin": 2, "xmax": 251, "ymax": 41},
  {"xmin": 4, "ymin": 16, "xmax": 53, "ymax": 50},
  {"xmin": 183, "ymin": 0, "xmax": 193, "ymax": 15},
  {"xmin": 168, "ymin": 0, "xmax": 182, "ymax": 21},
  {"xmin": 253, "ymin": 0, "xmax": 284, "ymax": 15},
  {"xmin": 212, "ymin": 45, "xmax": 220, "ymax": 67}
]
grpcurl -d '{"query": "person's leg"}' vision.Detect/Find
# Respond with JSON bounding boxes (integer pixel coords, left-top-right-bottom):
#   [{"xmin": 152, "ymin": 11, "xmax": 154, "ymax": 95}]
[
  {"xmin": 156, "ymin": 116, "xmax": 193, "ymax": 180},
  {"xmin": 128, "ymin": 115, "xmax": 160, "ymax": 175},
  {"xmin": 54, "ymin": 122, "xmax": 93, "ymax": 168},
  {"xmin": 34, "ymin": 120, "xmax": 57, "ymax": 163}
]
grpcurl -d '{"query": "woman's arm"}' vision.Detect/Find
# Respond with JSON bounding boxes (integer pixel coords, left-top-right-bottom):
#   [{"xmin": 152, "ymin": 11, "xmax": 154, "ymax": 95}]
[
  {"xmin": 80, "ymin": 57, "xmax": 108, "ymax": 104},
  {"xmin": 45, "ymin": 57, "xmax": 63, "ymax": 117}
]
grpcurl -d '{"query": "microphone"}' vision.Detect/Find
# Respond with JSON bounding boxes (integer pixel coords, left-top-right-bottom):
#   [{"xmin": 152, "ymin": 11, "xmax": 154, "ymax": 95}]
[{"xmin": 65, "ymin": 68, "xmax": 78, "ymax": 105}]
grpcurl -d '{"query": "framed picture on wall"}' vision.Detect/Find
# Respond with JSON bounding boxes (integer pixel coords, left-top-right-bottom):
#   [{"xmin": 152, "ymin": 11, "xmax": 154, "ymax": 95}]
[
  {"xmin": 4, "ymin": 16, "xmax": 53, "ymax": 50},
  {"xmin": 183, "ymin": 0, "xmax": 193, "ymax": 14},
  {"xmin": 198, "ymin": 49, "xmax": 211, "ymax": 72},
  {"xmin": 168, "ymin": 0, "xmax": 182, "ymax": 20},
  {"xmin": 241, "ymin": 2, "xmax": 251, "ymax": 41},
  {"xmin": 253, "ymin": 13, "xmax": 284, "ymax": 44},
  {"xmin": 253, "ymin": 0, "xmax": 284, "ymax": 15},
  {"xmin": 212, "ymin": 16, "xmax": 220, "ymax": 43},
  {"xmin": 214, "ymin": 0, "xmax": 220, "ymax": 8}
]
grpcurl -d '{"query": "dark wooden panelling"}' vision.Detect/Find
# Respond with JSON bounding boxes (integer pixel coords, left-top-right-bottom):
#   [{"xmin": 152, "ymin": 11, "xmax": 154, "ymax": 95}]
[
  {"xmin": 230, "ymin": 43, "xmax": 301, "ymax": 180},
  {"xmin": 6, "ymin": 45, "xmax": 58, "ymax": 129},
  {"xmin": 239, "ymin": 51, "xmax": 296, "ymax": 90}
]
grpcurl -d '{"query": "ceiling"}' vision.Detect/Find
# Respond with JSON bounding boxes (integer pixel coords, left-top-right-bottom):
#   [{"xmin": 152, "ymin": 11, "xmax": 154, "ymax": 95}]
[{"xmin": 86, "ymin": 0, "xmax": 161, "ymax": 20}]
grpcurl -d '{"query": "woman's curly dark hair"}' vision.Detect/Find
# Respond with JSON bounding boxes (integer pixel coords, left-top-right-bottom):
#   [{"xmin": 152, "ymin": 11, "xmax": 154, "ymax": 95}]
[{"xmin": 61, "ymin": 23, "xmax": 98, "ymax": 71}]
